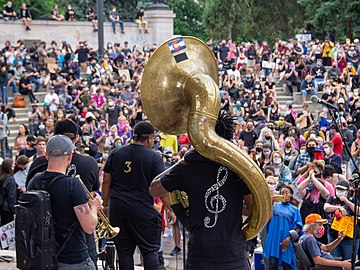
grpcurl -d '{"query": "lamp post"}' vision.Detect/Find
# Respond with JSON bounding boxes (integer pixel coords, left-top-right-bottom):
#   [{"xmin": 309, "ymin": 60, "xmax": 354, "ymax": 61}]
[{"xmin": 96, "ymin": 0, "xmax": 104, "ymax": 57}]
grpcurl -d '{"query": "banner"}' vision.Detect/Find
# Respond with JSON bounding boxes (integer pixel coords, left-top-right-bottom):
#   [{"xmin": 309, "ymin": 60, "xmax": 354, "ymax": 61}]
[
  {"xmin": 331, "ymin": 216, "xmax": 354, "ymax": 238},
  {"xmin": 0, "ymin": 221, "xmax": 15, "ymax": 249}
]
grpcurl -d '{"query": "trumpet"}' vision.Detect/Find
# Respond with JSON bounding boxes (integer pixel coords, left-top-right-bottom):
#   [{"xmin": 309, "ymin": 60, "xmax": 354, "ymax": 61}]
[{"xmin": 75, "ymin": 175, "xmax": 120, "ymax": 240}]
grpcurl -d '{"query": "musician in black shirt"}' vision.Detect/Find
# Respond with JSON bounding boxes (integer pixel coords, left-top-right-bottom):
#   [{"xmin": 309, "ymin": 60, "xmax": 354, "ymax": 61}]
[
  {"xmin": 150, "ymin": 111, "xmax": 253, "ymax": 269},
  {"xmin": 26, "ymin": 119, "xmax": 100, "ymax": 268},
  {"xmin": 103, "ymin": 121, "xmax": 165, "ymax": 270}
]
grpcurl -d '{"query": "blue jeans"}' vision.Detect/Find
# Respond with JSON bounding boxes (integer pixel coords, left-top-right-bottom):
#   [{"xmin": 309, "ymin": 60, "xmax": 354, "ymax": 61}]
[
  {"xmin": 263, "ymin": 68, "xmax": 271, "ymax": 79},
  {"xmin": 111, "ymin": 20, "xmax": 124, "ymax": 32},
  {"xmin": 28, "ymin": 76, "xmax": 40, "ymax": 92},
  {"xmin": 301, "ymin": 89, "xmax": 317, "ymax": 97},
  {"xmin": 0, "ymin": 83, "xmax": 7, "ymax": 104},
  {"xmin": 314, "ymin": 78, "xmax": 324, "ymax": 91},
  {"xmin": 328, "ymin": 234, "xmax": 359, "ymax": 260},
  {"xmin": 0, "ymin": 138, "xmax": 7, "ymax": 159},
  {"xmin": 58, "ymin": 257, "xmax": 96, "ymax": 270},
  {"xmin": 6, "ymin": 81, "xmax": 16, "ymax": 94}
]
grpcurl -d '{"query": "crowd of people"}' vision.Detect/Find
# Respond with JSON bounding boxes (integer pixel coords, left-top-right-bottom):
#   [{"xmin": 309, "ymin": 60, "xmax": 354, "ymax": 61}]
[
  {"xmin": 2, "ymin": 1, "xmax": 149, "ymax": 33},
  {"xmin": 0, "ymin": 29, "xmax": 359, "ymax": 269}
]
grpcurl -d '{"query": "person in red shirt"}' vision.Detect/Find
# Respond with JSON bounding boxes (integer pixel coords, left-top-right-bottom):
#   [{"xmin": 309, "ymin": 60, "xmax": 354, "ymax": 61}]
[{"xmin": 329, "ymin": 125, "xmax": 343, "ymax": 156}]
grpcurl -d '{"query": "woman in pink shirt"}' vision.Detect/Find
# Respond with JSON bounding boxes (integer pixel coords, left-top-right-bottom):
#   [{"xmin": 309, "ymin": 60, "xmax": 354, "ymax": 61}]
[{"xmin": 297, "ymin": 160, "xmax": 334, "ymax": 244}]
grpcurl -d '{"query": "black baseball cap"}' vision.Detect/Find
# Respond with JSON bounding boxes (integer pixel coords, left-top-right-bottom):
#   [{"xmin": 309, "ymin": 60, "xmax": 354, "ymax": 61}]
[{"xmin": 54, "ymin": 119, "xmax": 78, "ymax": 139}]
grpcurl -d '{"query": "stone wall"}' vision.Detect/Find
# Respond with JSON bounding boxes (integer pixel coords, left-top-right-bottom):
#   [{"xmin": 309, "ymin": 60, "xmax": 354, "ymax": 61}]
[{"xmin": 0, "ymin": 5, "xmax": 175, "ymax": 49}]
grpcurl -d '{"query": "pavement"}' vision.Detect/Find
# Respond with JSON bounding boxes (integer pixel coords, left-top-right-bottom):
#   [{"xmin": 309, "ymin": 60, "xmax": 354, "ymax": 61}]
[{"xmin": 0, "ymin": 231, "xmax": 188, "ymax": 270}]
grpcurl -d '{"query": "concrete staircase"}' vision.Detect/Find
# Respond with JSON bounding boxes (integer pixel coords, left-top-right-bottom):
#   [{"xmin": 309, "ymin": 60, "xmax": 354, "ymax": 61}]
[
  {"xmin": 7, "ymin": 90, "xmax": 47, "ymax": 155},
  {"xmin": 274, "ymin": 83, "xmax": 323, "ymax": 121}
]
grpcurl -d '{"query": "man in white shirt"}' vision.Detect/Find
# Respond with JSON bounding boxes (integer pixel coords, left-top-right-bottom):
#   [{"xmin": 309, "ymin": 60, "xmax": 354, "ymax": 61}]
[{"xmin": 44, "ymin": 86, "xmax": 60, "ymax": 113}]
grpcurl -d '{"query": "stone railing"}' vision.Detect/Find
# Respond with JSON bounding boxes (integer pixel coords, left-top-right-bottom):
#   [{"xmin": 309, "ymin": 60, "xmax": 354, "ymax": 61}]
[{"xmin": 0, "ymin": 5, "xmax": 175, "ymax": 49}]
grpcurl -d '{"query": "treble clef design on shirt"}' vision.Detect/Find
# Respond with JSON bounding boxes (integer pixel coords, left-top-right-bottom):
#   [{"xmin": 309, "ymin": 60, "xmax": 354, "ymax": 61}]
[{"xmin": 204, "ymin": 166, "xmax": 228, "ymax": 228}]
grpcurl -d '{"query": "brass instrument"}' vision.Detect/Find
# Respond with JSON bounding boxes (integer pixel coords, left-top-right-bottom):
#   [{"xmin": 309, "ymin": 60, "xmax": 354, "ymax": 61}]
[
  {"xmin": 141, "ymin": 36, "xmax": 272, "ymax": 240},
  {"xmin": 75, "ymin": 176, "xmax": 120, "ymax": 240}
]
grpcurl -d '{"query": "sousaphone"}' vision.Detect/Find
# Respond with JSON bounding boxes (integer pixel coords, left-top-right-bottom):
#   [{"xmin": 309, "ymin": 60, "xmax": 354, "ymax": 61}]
[{"xmin": 141, "ymin": 36, "xmax": 272, "ymax": 239}]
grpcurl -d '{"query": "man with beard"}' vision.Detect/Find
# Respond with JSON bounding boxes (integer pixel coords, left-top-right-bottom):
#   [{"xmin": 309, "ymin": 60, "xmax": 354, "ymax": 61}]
[
  {"xmin": 300, "ymin": 214, "xmax": 351, "ymax": 269},
  {"xmin": 26, "ymin": 119, "xmax": 100, "ymax": 268}
]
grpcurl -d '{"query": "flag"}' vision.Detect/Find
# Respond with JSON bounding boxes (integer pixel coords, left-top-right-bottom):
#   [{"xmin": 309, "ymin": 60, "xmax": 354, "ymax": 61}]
[{"xmin": 168, "ymin": 38, "xmax": 186, "ymax": 54}]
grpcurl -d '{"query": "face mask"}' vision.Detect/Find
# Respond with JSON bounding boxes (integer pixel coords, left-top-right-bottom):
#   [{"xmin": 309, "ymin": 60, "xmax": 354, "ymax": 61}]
[
  {"xmin": 114, "ymin": 143, "xmax": 121, "ymax": 148},
  {"xmin": 310, "ymin": 134, "xmax": 316, "ymax": 139},
  {"xmin": 263, "ymin": 151, "xmax": 271, "ymax": 157},
  {"xmin": 306, "ymin": 80, "xmax": 311, "ymax": 83},
  {"xmin": 300, "ymin": 149, "xmax": 306, "ymax": 155},
  {"xmin": 314, "ymin": 226, "xmax": 325, "ymax": 238},
  {"xmin": 255, "ymin": 84, "xmax": 260, "ymax": 88},
  {"xmin": 231, "ymin": 67, "xmax": 236, "ymax": 71},
  {"xmin": 83, "ymin": 136, "xmax": 89, "ymax": 141},
  {"xmin": 255, "ymin": 93, "xmax": 259, "ymax": 97},
  {"xmin": 307, "ymin": 146, "xmax": 315, "ymax": 155},
  {"xmin": 278, "ymin": 120, "xmax": 284, "ymax": 127},
  {"xmin": 256, "ymin": 147, "xmax": 263, "ymax": 152},
  {"xmin": 265, "ymin": 135, "xmax": 271, "ymax": 139},
  {"xmin": 324, "ymin": 148, "xmax": 331, "ymax": 155},
  {"xmin": 236, "ymin": 104, "xmax": 241, "ymax": 110},
  {"xmin": 336, "ymin": 190, "xmax": 347, "ymax": 198},
  {"xmin": 124, "ymin": 110, "xmax": 128, "ymax": 114},
  {"xmin": 108, "ymin": 101, "xmax": 114, "ymax": 107},
  {"xmin": 273, "ymin": 157, "xmax": 282, "ymax": 165},
  {"xmin": 38, "ymin": 124, "xmax": 45, "ymax": 130},
  {"xmin": 103, "ymin": 153, "xmax": 109, "ymax": 159}
]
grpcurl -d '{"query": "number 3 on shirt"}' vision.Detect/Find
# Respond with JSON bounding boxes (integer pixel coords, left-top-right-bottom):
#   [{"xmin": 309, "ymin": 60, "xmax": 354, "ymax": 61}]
[{"xmin": 124, "ymin": 161, "xmax": 132, "ymax": 173}]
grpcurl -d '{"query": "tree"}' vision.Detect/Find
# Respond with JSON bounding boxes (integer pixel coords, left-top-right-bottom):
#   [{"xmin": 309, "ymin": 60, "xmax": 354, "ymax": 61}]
[
  {"xmin": 297, "ymin": 0, "xmax": 360, "ymax": 40},
  {"xmin": 167, "ymin": 0, "xmax": 207, "ymax": 40},
  {"xmin": 202, "ymin": 0, "xmax": 239, "ymax": 40}
]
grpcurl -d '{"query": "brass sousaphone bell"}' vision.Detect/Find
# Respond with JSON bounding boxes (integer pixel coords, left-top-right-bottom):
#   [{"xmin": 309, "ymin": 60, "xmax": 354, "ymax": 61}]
[{"xmin": 141, "ymin": 36, "xmax": 272, "ymax": 239}]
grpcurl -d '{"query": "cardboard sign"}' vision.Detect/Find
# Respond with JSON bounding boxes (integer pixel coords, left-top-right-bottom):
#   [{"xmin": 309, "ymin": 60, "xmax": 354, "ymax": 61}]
[
  {"xmin": 0, "ymin": 221, "xmax": 15, "ymax": 249},
  {"xmin": 331, "ymin": 216, "xmax": 354, "ymax": 238}
]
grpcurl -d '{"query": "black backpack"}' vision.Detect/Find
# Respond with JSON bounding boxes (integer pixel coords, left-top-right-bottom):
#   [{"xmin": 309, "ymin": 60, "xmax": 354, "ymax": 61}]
[{"xmin": 15, "ymin": 172, "xmax": 77, "ymax": 270}]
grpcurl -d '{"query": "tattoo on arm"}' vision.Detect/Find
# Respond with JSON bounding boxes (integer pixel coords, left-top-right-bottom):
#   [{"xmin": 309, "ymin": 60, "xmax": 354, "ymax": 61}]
[{"xmin": 77, "ymin": 203, "xmax": 91, "ymax": 214}]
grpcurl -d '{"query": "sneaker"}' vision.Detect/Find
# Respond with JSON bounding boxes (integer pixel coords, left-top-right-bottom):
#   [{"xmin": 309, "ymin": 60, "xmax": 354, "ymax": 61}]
[
  {"xmin": 145, "ymin": 30, "xmax": 149, "ymax": 34},
  {"xmin": 121, "ymin": 31, "xmax": 125, "ymax": 34},
  {"xmin": 170, "ymin": 246, "xmax": 181, "ymax": 256}
]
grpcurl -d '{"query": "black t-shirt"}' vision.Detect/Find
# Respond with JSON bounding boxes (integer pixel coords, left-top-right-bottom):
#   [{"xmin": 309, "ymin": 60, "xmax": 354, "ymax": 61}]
[
  {"xmin": 75, "ymin": 48, "xmax": 89, "ymax": 63},
  {"xmin": 326, "ymin": 196, "xmax": 360, "ymax": 240},
  {"xmin": 161, "ymin": 150, "xmax": 250, "ymax": 264},
  {"xmin": 27, "ymin": 171, "xmax": 89, "ymax": 264},
  {"xmin": 218, "ymin": 45, "xmax": 229, "ymax": 61},
  {"xmin": 19, "ymin": 147, "xmax": 37, "ymax": 158},
  {"xmin": 26, "ymin": 153, "xmax": 100, "ymax": 192},
  {"xmin": 313, "ymin": 66, "xmax": 326, "ymax": 79},
  {"xmin": 136, "ymin": 10, "xmax": 144, "ymax": 19},
  {"xmin": 239, "ymin": 129, "xmax": 258, "ymax": 150},
  {"xmin": 4, "ymin": 5, "xmax": 14, "ymax": 14},
  {"xmin": 103, "ymin": 144, "xmax": 165, "ymax": 220},
  {"xmin": 106, "ymin": 106, "xmax": 121, "ymax": 127}
]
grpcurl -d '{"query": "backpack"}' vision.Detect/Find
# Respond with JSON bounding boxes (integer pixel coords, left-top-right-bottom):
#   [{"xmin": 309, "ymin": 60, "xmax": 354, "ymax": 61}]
[
  {"xmin": 13, "ymin": 95, "xmax": 27, "ymax": 108},
  {"xmin": 15, "ymin": 172, "xmax": 77, "ymax": 270}
]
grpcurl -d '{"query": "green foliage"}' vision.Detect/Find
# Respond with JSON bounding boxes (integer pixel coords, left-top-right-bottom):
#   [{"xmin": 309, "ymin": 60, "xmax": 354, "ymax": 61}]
[
  {"xmin": 202, "ymin": 0, "xmax": 239, "ymax": 40},
  {"xmin": 167, "ymin": 0, "xmax": 207, "ymax": 40},
  {"xmin": 297, "ymin": 0, "xmax": 360, "ymax": 39}
]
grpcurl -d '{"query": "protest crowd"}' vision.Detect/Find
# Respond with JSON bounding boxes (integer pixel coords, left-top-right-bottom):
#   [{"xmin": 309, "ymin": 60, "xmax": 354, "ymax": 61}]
[{"xmin": 1, "ymin": 2, "xmax": 360, "ymax": 270}]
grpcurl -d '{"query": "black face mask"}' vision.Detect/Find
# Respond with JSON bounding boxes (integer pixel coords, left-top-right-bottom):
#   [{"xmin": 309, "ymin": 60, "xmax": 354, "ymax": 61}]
[
  {"xmin": 265, "ymin": 135, "xmax": 271, "ymax": 139},
  {"xmin": 231, "ymin": 67, "xmax": 236, "ymax": 71},
  {"xmin": 256, "ymin": 147, "xmax": 263, "ymax": 152},
  {"xmin": 315, "ymin": 173, "xmax": 322, "ymax": 179},
  {"xmin": 307, "ymin": 146, "xmax": 315, "ymax": 155}
]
